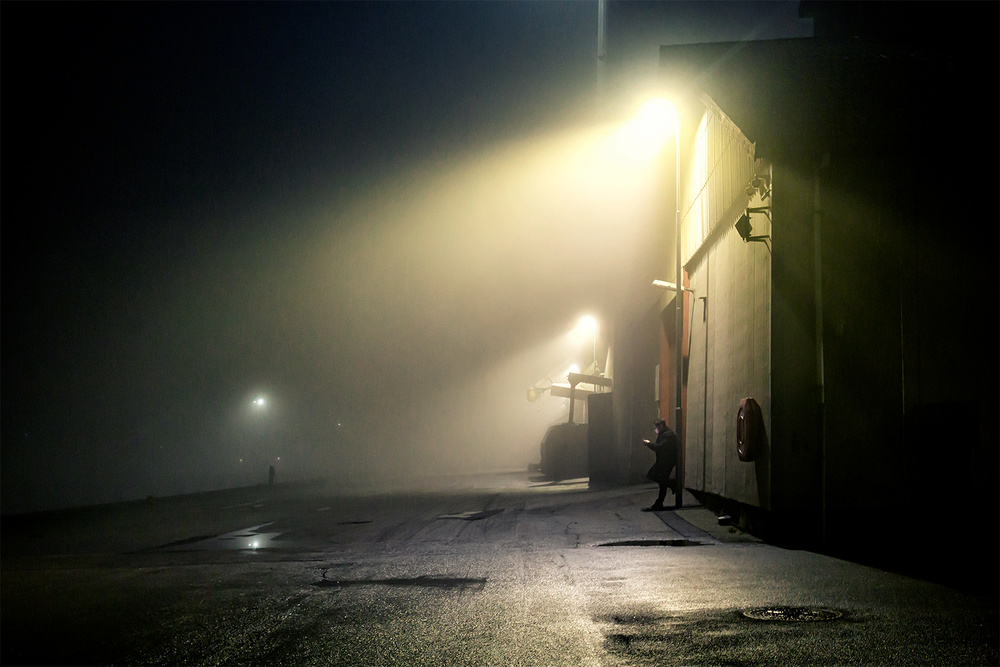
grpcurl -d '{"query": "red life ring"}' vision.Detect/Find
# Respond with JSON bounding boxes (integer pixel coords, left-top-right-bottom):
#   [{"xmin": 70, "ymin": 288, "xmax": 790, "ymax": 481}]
[{"xmin": 737, "ymin": 397, "xmax": 761, "ymax": 462}]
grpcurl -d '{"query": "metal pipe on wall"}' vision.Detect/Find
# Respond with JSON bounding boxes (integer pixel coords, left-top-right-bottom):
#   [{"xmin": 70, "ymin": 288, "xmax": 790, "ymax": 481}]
[
  {"xmin": 596, "ymin": 0, "xmax": 607, "ymax": 100},
  {"xmin": 675, "ymin": 121, "xmax": 685, "ymax": 507}
]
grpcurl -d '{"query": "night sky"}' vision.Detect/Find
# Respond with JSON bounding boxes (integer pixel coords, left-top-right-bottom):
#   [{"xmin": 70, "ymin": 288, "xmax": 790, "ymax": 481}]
[{"xmin": 2, "ymin": 2, "xmax": 812, "ymax": 513}]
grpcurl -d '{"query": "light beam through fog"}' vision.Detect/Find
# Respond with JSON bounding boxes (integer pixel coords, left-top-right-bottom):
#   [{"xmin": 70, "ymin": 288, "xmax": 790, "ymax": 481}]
[
  {"xmin": 2, "ymin": 2, "xmax": 818, "ymax": 513},
  {"xmin": 281, "ymin": 117, "xmax": 672, "ymax": 490},
  {"xmin": 2, "ymin": 108, "xmax": 676, "ymax": 512}
]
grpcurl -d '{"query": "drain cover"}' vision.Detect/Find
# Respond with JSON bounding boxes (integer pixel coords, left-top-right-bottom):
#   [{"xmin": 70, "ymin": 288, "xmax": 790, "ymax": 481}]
[{"xmin": 742, "ymin": 606, "xmax": 843, "ymax": 622}]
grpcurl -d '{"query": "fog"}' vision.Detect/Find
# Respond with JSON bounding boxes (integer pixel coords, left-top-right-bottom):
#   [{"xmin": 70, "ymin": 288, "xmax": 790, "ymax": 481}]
[
  {"xmin": 2, "ymin": 115, "xmax": 673, "ymax": 513},
  {"xmin": 218, "ymin": 121, "xmax": 671, "ymax": 493},
  {"xmin": 1, "ymin": 2, "xmax": 812, "ymax": 514}
]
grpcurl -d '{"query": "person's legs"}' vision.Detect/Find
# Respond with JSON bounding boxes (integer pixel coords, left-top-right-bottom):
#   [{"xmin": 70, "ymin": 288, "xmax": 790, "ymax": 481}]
[
  {"xmin": 664, "ymin": 461, "xmax": 677, "ymax": 498},
  {"xmin": 644, "ymin": 460, "xmax": 678, "ymax": 510},
  {"xmin": 654, "ymin": 482, "xmax": 668, "ymax": 508}
]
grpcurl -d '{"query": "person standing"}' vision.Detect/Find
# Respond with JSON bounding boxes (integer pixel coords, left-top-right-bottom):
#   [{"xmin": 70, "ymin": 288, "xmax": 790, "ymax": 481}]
[{"xmin": 642, "ymin": 418, "xmax": 677, "ymax": 511}]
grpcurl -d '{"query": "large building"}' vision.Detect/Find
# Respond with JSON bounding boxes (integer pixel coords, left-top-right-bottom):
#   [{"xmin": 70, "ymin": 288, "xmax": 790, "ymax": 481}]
[{"xmin": 598, "ymin": 2, "xmax": 998, "ymax": 588}]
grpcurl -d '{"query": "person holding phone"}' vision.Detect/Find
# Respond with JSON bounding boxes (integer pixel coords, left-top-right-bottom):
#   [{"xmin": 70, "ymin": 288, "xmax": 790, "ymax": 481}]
[{"xmin": 642, "ymin": 418, "xmax": 677, "ymax": 511}]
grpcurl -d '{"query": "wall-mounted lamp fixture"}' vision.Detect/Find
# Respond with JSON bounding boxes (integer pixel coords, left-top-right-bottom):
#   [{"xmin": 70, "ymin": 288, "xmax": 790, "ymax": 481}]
[
  {"xmin": 744, "ymin": 174, "xmax": 771, "ymax": 200},
  {"xmin": 735, "ymin": 212, "xmax": 753, "ymax": 240},
  {"xmin": 652, "ymin": 279, "xmax": 695, "ymax": 293},
  {"xmin": 735, "ymin": 206, "xmax": 772, "ymax": 253}
]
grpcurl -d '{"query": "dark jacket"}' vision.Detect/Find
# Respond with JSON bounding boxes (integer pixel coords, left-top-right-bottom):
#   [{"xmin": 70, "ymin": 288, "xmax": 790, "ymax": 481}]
[{"xmin": 648, "ymin": 427, "xmax": 677, "ymax": 465}]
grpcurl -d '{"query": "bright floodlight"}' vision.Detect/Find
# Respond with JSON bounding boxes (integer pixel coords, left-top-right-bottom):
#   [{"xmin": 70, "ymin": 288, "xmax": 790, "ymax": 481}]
[
  {"xmin": 616, "ymin": 98, "xmax": 679, "ymax": 160},
  {"xmin": 252, "ymin": 396, "xmax": 266, "ymax": 408},
  {"xmin": 577, "ymin": 315, "xmax": 597, "ymax": 333},
  {"xmin": 571, "ymin": 315, "xmax": 598, "ymax": 346},
  {"xmin": 635, "ymin": 98, "xmax": 679, "ymax": 141}
]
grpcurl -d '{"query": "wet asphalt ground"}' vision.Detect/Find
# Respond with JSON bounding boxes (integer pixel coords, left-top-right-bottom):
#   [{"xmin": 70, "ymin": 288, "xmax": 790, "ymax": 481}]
[{"xmin": 2, "ymin": 473, "xmax": 997, "ymax": 666}]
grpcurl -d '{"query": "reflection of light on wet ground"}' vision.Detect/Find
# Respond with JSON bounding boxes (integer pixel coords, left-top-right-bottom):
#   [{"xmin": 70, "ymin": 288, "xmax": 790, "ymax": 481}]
[{"xmin": 153, "ymin": 523, "xmax": 290, "ymax": 551}]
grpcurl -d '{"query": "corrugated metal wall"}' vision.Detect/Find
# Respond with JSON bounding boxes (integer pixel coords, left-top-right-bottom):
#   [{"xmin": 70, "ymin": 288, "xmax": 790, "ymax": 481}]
[
  {"xmin": 682, "ymin": 97, "xmax": 771, "ymax": 509},
  {"xmin": 682, "ymin": 98, "xmax": 756, "ymax": 256}
]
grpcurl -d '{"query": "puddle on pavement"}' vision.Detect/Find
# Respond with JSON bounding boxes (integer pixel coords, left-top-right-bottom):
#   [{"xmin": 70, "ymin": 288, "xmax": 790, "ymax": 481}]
[
  {"xmin": 313, "ymin": 575, "xmax": 487, "ymax": 591},
  {"xmin": 436, "ymin": 509, "xmax": 504, "ymax": 521},
  {"xmin": 596, "ymin": 539, "xmax": 705, "ymax": 547},
  {"xmin": 152, "ymin": 522, "xmax": 293, "ymax": 551}
]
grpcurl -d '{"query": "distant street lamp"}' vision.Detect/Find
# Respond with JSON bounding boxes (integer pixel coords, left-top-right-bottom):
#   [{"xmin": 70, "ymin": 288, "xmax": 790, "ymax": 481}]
[
  {"xmin": 576, "ymin": 315, "xmax": 599, "ymax": 373},
  {"xmin": 244, "ymin": 393, "xmax": 274, "ymax": 482}
]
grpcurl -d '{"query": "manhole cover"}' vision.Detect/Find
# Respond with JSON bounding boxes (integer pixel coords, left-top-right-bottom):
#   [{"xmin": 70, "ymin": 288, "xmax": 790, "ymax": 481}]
[{"xmin": 742, "ymin": 606, "xmax": 843, "ymax": 622}]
